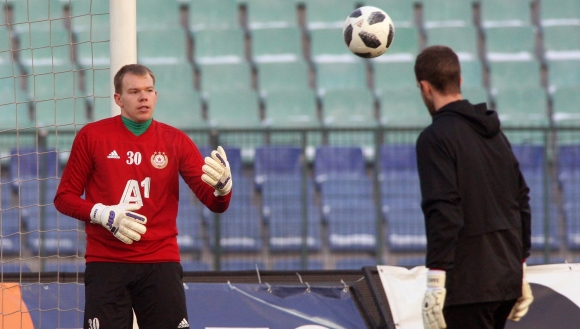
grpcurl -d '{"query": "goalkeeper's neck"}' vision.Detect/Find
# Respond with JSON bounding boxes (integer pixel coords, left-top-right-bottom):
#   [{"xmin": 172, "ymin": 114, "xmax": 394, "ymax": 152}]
[{"xmin": 121, "ymin": 116, "xmax": 153, "ymax": 136}]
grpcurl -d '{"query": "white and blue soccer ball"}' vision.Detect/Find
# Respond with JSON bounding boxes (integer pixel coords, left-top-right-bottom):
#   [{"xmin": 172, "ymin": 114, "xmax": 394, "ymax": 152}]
[{"xmin": 343, "ymin": 6, "xmax": 395, "ymax": 58}]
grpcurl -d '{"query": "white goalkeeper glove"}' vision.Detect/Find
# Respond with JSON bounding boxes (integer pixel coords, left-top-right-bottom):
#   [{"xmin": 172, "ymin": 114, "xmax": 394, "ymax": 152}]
[
  {"xmin": 423, "ymin": 270, "xmax": 447, "ymax": 329},
  {"xmin": 90, "ymin": 203, "xmax": 147, "ymax": 244},
  {"xmin": 508, "ymin": 263, "xmax": 534, "ymax": 322},
  {"xmin": 201, "ymin": 146, "xmax": 232, "ymax": 196}
]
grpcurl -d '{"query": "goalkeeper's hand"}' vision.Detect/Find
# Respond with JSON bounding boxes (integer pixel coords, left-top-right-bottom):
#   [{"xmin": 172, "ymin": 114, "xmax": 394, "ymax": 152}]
[
  {"xmin": 201, "ymin": 146, "xmax": 232, "ymax": 196},
  {"xmin": 423, "ymin": 270, "xmax": 447, "ymax": 329},
  {"xmin": 90, "ymin": 203, "xmax": 147, "ymax": 244},
  {"xmin": 508, "ymin": 263, "xmax": 534, "ymax": 322}
]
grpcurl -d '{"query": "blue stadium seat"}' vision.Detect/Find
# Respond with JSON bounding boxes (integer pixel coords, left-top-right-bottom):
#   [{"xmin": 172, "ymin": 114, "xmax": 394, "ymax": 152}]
[
  {"xmin": 396, "ymin": 256, "xmax": 425, "ymax": 268},
  {"xmin": 254, "ymin": 146, "xmax": 303, "ymax": 189},
  {"xmin": 272, "ymin": 258, "xmax": 324, "ymax": 271},
  {"xmin": 313, "ymin": 146, "xmax": 366, "ymax": 184},
  {"xmin": 181, "ymin": 260, "xmax": 211, "ymax": 271},
  {"xmin": 43, "ymin": 260, "xmax": 85, "ymax": 273},
  {"xmin": 220, "ymin": 259, "xmax": 265, "ymax": 271},
  {"xmin": 1, "ymin": 260, "xmax": 31, "ymax": 273},
  {"xmin": 557, "ymin": 145, "xmax": 580, "ymax": 250},
  {"xmin": 20, "ymin": 283, "xmax": 85, "ymax": 329},
  {"xmin": 9, "ymin": 147, "xmax": 61, "ymax": 182},
  {"xmin": 261, "ymin": 176, "xmax": 313, "ymax": 215},
  {"xmin": 0, "ymin": 208, "xmax": 24, "ymax": 255},
  {"xmin": 319, "ymin": 176, "xmax": 373, "ymax": 210},
  {"xmin": 177, "ymin": 202, "xmax": 204, "ymax": 253},
  {"xmin": 204, "ymin": 202, "xmax": 262, "ymax": 252},
  {"xmin": 325, "ymin": 201, "xmax": 378, "ymax": 252},
  {"xmin": 268, "ymin": 204, "xmax": 321, "ymax": 252},
  {"xmin": 335, "ymin": 257, "xmax": 378, "ymax": 270}
]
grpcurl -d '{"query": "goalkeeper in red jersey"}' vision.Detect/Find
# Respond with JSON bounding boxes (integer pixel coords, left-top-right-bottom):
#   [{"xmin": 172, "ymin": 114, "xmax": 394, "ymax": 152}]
[{"xmin": 54, "ymin": 64, "xmax": 232, "ymax": 329}]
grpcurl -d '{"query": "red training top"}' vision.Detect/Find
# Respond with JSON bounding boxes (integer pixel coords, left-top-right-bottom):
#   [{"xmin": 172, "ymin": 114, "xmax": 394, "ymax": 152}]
[{"xmin": 54, "ymin": 116, "xmax": 231, "ymax": 263}]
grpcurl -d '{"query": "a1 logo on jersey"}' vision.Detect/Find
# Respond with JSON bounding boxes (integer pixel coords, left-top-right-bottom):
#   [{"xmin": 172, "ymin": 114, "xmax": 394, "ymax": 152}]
[{"xmin": 151, "ymin": 151, "xmax": 168, "ymax": 169}]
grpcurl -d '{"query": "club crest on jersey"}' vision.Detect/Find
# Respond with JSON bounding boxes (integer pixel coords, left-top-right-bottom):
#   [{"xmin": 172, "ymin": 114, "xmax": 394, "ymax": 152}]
[{"xmin": 151, "ymin": 152, "xmax": 168, "ymax": 169}]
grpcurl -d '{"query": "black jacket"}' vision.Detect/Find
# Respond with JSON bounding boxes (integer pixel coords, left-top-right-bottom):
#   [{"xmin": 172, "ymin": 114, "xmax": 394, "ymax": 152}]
[{"xmin": 416, "ymin": 100, "xmax": 532, "ymax": 306}]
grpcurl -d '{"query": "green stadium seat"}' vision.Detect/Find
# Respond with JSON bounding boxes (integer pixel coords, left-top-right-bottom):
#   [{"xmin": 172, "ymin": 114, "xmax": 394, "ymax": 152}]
[
  {"xmin": 372, "ymin": 26, "xmax": 419, "ymax": 62},
  {"xmin": 198, "ymin": 62, "xmax": 253, "ymax": 92},
  {"xmin": 484, "ymin": 26, "xmax": 537, "ymax": 62},
  {"xmin": 70, "ymin": 0, "xmax": 109, "ymax": 41},
  {"xmin": 8, "ymin": 0, "xmax": 68, "ymax": 24},
  {"xmin": 205, "ymin": 89, "xmax": 262, "ymax": 128},
  {"xmin": 72, "ymin": 17, "xmax": 110, "ymax": 69},
  {"xmin": 378, "ymin": 89, "xmax": 431, "ymax": 128},
  {"xmin": 193, "ymin": 27, "xmax": 245, "ymax": 65},
  {"xmin": 256, "ymin": 61, "xmax": 311, "ymax": 92},
  {"xmin": 462, "ymin": 86, "xmax": 490, "ymax": 107},
  {"xmin": 315, "ymin": 61, "xmax": 367, "ymax": 91},
  {"xmin": 304, "ymin": 0, "xmax": 357, "ymax": 30},
  {"xmin": 539, "ymin": 0, "xmax": 580, "ymax": 27},
  {"xmin": 488, "ymin": 60, "xmax": 542, "ymax": 91},
  {"xmin": 552, "ymin": 87, "xmax": 580, "ymax": 127},
  {"xmin": 421, "ymin": 0, "xmax": 474, "ymax": 29},
  {"xmin": 373, "ymin": 61, "xmax": 416, "ymax": 92},
  {"xmin": 18, "ymin": 26, "xmax": 74, "ymax": 75},
  {"xmin": 83, "ymin": 68, "xmax": 111, "ymax": 121},
  {"xmin": 137, "ymin": 0, "xmax": 183, "ymax": 30},
  {"xmin": 547, "ymin": 60, "xmax": 580, "ymax": 88},
  {"xmin": 426, "ymin": 26, "xmax": 479, "ymax": 61},
  {"xmin": 309, "ymin": 27, "xmax": 357, "ymax": 63},
  {"xmin": 362, "ymin": 0, "xmax": 415, "ymax": 28},
  {"xmin": 460, "ymin": 60, "xmax": 485, "ymax": 89},
  {"xmin": 480, "ymin": 0, "xmax": 533, "ymax": 28},
  {"xmin": 245, "ymin": 0, "xmax": 298, "ymax": 29},
  {"xmin": 189, "ymin": 0, "xmax": 240, "ymax": 31},
  {"xmin": 251, "ymin": 27, "xmax": 303, "ymax": 63},
  {"xmin": 138, "ymin": 28, "xmax": 188, "ymax": 65},
  {"xmin": 494, "ymin": 86, "xmax": 549, "ymax": 128},
  {"xmin": 321, "ymin": 88, "xmax": 377, "ymax": 128},
  {"xmin": 542, "ymin": 25, "xmax": 580, "ymax": 61},
  {"xmin": 263, "ymin": 89, "xmax": 319, "ymax": 128}
]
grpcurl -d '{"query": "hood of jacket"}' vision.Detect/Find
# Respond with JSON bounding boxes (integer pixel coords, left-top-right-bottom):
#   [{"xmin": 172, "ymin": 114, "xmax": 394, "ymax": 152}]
[{"xmin": 433, "ymin": 100, "xmax": 501, "ymax": 138}]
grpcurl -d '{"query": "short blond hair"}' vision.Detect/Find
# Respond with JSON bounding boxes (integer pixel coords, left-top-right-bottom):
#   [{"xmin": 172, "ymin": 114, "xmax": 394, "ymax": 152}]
[{"xmin": 114, "ymin": 64, "xmax": 156, "ymax": 94}]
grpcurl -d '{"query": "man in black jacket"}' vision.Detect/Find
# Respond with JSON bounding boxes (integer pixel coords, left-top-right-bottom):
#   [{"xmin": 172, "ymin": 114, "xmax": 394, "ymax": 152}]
[{"xmin": 414, "ymin": 46, "xmax": 534, "ymax": 329}]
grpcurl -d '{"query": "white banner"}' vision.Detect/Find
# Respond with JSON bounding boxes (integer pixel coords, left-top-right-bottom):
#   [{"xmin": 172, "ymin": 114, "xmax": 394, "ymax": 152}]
[{"xmin": 377, "ymin": 263, "xmax": 580, "ymax": 329}]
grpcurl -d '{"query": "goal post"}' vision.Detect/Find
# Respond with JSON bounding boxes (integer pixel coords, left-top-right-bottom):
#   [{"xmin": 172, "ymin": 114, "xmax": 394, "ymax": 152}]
[{"xmin": 109, "ymin": 0, "xmax": 136, "ymax": 116}]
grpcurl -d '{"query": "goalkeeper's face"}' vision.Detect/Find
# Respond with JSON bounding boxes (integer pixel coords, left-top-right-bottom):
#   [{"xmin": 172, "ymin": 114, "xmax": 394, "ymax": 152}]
[{"xmin": 115, "ymin": 73, "xmax": 158, "ymax": 123}]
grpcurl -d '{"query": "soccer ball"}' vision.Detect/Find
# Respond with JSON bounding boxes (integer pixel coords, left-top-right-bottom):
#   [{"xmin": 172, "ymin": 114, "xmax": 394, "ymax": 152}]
[{"xmin": 343, "ymin": 6, "xmax": 395, "ymax": 58}]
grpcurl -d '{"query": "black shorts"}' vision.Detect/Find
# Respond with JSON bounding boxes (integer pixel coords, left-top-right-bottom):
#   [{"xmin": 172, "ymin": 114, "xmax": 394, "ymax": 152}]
[{"xmin": 84, "ymin": 262, "xmax": 188, "ymax": 329}]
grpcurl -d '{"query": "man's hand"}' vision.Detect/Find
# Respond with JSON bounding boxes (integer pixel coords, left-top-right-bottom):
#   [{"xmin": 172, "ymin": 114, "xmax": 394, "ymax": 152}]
[
  {"xmin": 201, "ymin": 146, "xmax": 232, "ymax": 196},
  {"xmin": 423, "ymin": 270, "xmax": 447, "ymax": 329},
  {"xmin": 508, "ymin": 263, "xmax": 534, "ymax": 322},
  {"xmin": 90, "ymin": 203, "xmax": 147, "ymax": 244}
]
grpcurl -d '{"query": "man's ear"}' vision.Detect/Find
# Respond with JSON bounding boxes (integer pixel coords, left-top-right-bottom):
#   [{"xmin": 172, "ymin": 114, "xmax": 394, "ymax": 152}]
[
  {"xmin": 114, "ymin": 93, "xmax": 122, "ymax": 107},
  {"xmin": 419, "ymin": 80, "xmax": 432, "ymax": 96}
]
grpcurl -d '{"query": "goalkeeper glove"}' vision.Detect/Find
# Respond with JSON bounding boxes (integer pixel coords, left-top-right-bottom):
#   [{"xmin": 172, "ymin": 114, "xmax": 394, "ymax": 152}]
[
  {"xmin": 201, "ymin": 146, "xmax": 232, "ymax": 196},
  {"xmin": 508, "ymin": 263, "xmax": 534, "ymax": 322},
  {"xmin": 423, "ymin": 270, "xmax": 447, "ymax": 329},
  {"xmin": 90, "ymin": 203, "xmax": 147, "ymax": 244}
]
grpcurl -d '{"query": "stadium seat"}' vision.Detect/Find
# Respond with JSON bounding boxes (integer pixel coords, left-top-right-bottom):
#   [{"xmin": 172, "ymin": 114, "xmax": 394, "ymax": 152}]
[
  {"xmin": 313, "ymin": 146, "xmax": 366, "ymax": 184},
  {"xmin": 138, "ymin": 28, "xmax": 189, "ymax": 65},
  {"xmin": 335, "ymin": 257, "xmax": 378, "ymax": 270},
  {"xmin": 1, "ymin": 260, "xmax": 31, "ymax": 273},
  {"xmin": 205, "ymin": 89, "xmax": 262, "ymax": 129},
  {"xmin": 480, "ymin": 0, "xmax": 533, "ymax": 28},
  {"xmin": 177, "ymin": 202, "xmax": 203, "ymax": 253},
  {"xmin": 262, "ymin": 89, "xmax": 319, "ymax": 128},
  {"xmin": 245, "ymin": 0, "xmax": 298, "ymax": 29},
  {"xmin": 72, "ymin": 23, "xmax": 110, "ymax": 69},
  {"xmin": 542, "ymin": 25, "xmax": 580, "ymax": 61},
  {"xmin": 256, "ymin": 61, "xmax": 311, "ymax": 92},
  {"xmin": 494, "ymin": 87, "xmax": 549, "ymax": 128},
  {"xmin": 9, "ymin": 0, "xmax": 68, "ymax": 24},
  {"xmin": 459, "ymin": 60, "xmax": 485, "ymax": 89},
  {"xmin": 373, "ymin": 61, "xmax": 418, "ymax": 92},
  {"xmin": 425, "ymin": 26, "xmax": 479, "ymax": 62},
  {"xmin": 272, "ymin": 258, "xmax": 324, "ymax": 270},
  {"xmin": 378, "ymin": 89, "xmax": 431, "ymax": 128},
  {"xmin": 204, "ymin": 202, "xmax": 262, "ymax": 252},
  {"xmin": 396, "ymin": 256, "xmax": 425, "ymax": 267},
  {"xmin": 488, "ymin": 60, "xmax": 542, "ymax": 90},
  {"xmin": 189, "ymin": 0, "xmax": 240, "ymax": 31},
  {"xmin": 254, "ymin": 146, "xmax": 303, "ymax": 188},
  {"xmin": 181, "ymin": 260, "xmax": 211, "ymax": 271},
  {"xmin": 137, "ymin": 0, "xmax": 183, "ymax": 30},
  {"xmin": 320, "ymin": 88, "xmax": 378, "ymax": 128},
  {"xmin": 371, "ymin": 26, "xmax": 420, "ymax": 63},
  {"xmin": 547, "ymin": 60, "xmax": 580, "ymax": 89},
  {"xmin": 421, "ymin": 0, "xmax": 474, "ymax": 29},
  {"xmin": 268, "ymin": 204, "xmax": 321, "ymax": 252},
  {"xmin": 315, "ymin": 61, "xmax": 367, "ymax": 91},
  {"xmin": 304, "ymin": 0, "xmax": 357, "ymax": 30},
  {"xmin": 251, "ymin": 27, "xmax": 303, "ymax": 63},
  {"xmin": 20, "ymin": 283, "xmax": 85, "ymax": 329},
  {"xmin": 462, "ymin": 86, "xmax": 490, "ymax": 106},
  {"xmin": 526, "ymin": 256, "xmax": 567, "ymax": 265},
  {"xmin": 18, "ymin": 26, "xmax": 74, "ymax": 74},
  {"xmin": 325, "ymin": 202, "xmax": 378, "ymax": 252},
  {"xmin": 319, "ymin": 176, "xmax": 374, "ymax": 210},
  {"xmin": 0, "ymin": 208, "xmax": 25, "ymax": 255},
  {"xmin": 43, "ymin": 260, "xmax": 85, "ymax": 273},
  {"xmin": 220, "ymin": 259, "xmax": 265, "ymax": 271},
  {"xmin": 364, "ymin": 0, "xmax": 415, "ymax": 28},
  {"xmin": 198, "ymin": 62, "xmax": 253, "ymax": 92},
  {"xmin": 261, "ymin": 175, "xmax": 313, "ymax": 215},
  {"xmin": 539, "ymin": 0, "xmax": 580, "ymax": 27},
  {"xmin": 193, "ymin": 28, "xmax": 246, "ymax": 65},
  {"xmin": 557, "ymin": 145, "xmax": 580, "ymax": 250},
  {"xmin": 552, "ymin": 87, "xmax": 580, "ymax": 127},
  {"xmin": 9, "ymin": 147, "xmax": 60, "ymax": 181},
  {"xmin": 484, "ymin": 26, "xmax": 537, "ymax": 62},
  {"xmin": 309, "ymin": 27, "xmax": 359, "ymax": 63}
]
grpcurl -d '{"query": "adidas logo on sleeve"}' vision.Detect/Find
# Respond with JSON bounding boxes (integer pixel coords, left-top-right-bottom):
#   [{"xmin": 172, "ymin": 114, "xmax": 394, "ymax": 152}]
[
  {"xmin": 107, "ymin": 150, "xmax": 121, "ymax": 159},
  {"xmin": 177, "ymin": 318, "xmax": 189, "ymax": 328}
]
